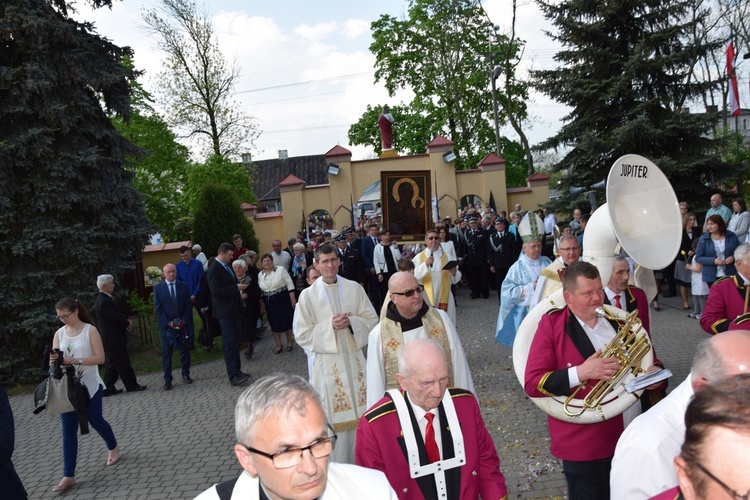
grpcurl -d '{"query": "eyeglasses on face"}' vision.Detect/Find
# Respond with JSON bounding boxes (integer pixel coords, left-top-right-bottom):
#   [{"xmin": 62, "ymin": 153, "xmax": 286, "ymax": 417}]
[
  {"xmin": 426, "ymin": 236, "xmax": 440, "ymax": 240},
  {"xmin": 242, "ymin": 430, "xmax": 337, "ymax": 469},
  {"xmin": 558, "ymin": 246, "xmax": 581, "ymax": 253},
  {"xmin": 391, "ymin": 285, "xmax": 424, "ymax": 297},
  {"xmin": 693, "ymin": 461, "xmax": 750, "ymax": 500},
  {"xmin": 56, "ymin": 311, "xmax": 74, "ymax": 321}
]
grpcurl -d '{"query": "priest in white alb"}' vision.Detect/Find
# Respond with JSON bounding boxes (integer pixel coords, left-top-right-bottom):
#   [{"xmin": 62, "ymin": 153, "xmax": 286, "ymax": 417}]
[
  {"xmin": 531, "ymin": 233, "xmax": 582, "ymax": 306},
  {"xmin": 294, "ymin": 243, "xmax": 379, "ymax": 464},
  {"xmin": 366, "ymin": 271, "xmax": 474, "ymax": 408},
  {"xmin": 412, "ymin": 229, "xmax": 461, "ymax": 325}
]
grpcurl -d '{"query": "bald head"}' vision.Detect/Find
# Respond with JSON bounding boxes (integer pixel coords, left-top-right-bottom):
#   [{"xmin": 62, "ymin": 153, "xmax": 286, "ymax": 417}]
[
  {"xmin": 389, "ymin": 271, "xmax": 418, "ymax": 293},
  {"xmin": 396, "ymin": 339, "xmax": 449, "ymax": 411},
  {"xmin": 692, "ymin": 330, "xmax": 750, "ymax": 392}
]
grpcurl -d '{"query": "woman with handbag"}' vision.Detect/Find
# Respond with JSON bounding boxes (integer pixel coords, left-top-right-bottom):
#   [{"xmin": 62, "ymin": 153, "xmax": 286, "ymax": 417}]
[{"xmin": 49, "ymin": 297, "xmax": 119, "ymax": 493}]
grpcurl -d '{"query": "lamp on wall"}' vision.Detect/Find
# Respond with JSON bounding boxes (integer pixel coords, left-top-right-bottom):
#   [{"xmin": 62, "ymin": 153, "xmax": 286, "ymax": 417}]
[
  {"xmin": 442, "ymin": 151, "xmax": 456, "ymax": 163},
  {"xmin": 326, "ymin": 163, "xmax": 340, "ymax": 176}
]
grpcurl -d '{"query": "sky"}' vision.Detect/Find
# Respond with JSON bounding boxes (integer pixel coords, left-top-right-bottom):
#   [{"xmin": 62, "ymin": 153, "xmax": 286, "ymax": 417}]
[{"xmin": 69, "ymin": 0, "xmax": 571, "ymax": 162}]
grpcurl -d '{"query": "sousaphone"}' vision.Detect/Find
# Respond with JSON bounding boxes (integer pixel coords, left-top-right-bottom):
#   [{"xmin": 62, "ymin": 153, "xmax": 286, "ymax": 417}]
[{"xmin": 512, "ymin": 154, "xmax": 682, "ymax": 423}]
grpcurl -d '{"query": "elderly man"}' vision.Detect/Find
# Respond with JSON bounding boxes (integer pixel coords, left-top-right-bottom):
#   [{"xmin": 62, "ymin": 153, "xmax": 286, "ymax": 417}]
[
  {"xmin": 293, "ymin": 243, "xmax": 379, "ymax": 463},
  {"xmin": 610, "ymin": 330, "xmax": 750, "ymax": 499},
  {"xmin": 532, "ymin": 233, "xmax": 581, "ymax": 305},
  {"xmin": 700, "ymin": 243, "xmax": 750, "ymax": 334},
  {"xmin": 153, "ymin": 263, "xmax": 193, "ymax": 389},
  {"xmin": 524, "ymin": 261, "xmax": 662, "ymax": 500},
  {"xmin": 94, "ymin": 274, "xmax": 146, "ymax": 395},
  {"xmin": 271, "ymin": 239, "xmax": 291, "ymax": 270},
  {"xmin": 413, "ymin": 229, "xmax": 461, "ymax": 325},
  {"xmin": 703, "ymin": 192, "xmax": 732, "ymax": 230},
  {"xmin": 193, "ymin": 244, "xmax": 208, "ymax": 271},
  {"xmin": 357, "ymin": 339, "xmax": 507, "ymax": 500},
  {"xmin": 496, "ymin": 212, "xmax": 552, "ymax": 347},
  {"xmin": 366, "ymin": 272, "xmax": 473, "ymax": 408},
  {"xmin": 196, "ymin": 373, "xmax": 397, "ymax": 499}
]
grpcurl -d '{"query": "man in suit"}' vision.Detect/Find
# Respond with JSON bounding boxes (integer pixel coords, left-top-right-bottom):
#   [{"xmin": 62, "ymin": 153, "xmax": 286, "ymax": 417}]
[
  {"xmin": 361, "ymin": 224, "xmax": 381, "ymax": 306},
  {"xmin": 488, "ymin": 218, "xmax": 517, "ymax": 305},
  {"xmin": 356, "ymin": 338, "xmax": 508, "ymax": 500},
  {"xmin": 153, "ymin": 264, "xmax": 193, "ymax": 390},
  {"xmin": 207, "ymin": 242, "xmax": 250, "ymax": 386},
  {"xmin": 94, "ymin": 274, "xmax": 146, "ymax": 395},
  {"xmin": 465, "ymin": 217, "xmax": 490, "ymax": 299},
  {"xmin": 336, "ymin": 234, "xmax": 364, "ymax": 284},
  {"xmin": 524, "ymin": 261, "xmax": 662, "ymax": 499}
]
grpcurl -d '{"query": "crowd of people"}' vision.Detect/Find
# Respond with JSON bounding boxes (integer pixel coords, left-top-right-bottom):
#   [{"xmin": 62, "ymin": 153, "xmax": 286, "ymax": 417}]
[{"xmin": 7, "ymin": 192, "xmax": 750, "ymax": 499}]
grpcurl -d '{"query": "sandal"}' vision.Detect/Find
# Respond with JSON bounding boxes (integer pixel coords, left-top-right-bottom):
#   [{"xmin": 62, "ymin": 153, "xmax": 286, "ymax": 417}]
[
  {"xmin": 274, "ymin": 347, "xmax": 282, "ymax": 354},
  {"xmin": 106, "ymin": 446, "xmax": 120, "ymax": 466},
  {"xmin": 286, "ymin": 345, "xmax": 293, "ymax": 352},
  {"xmin": 52, "ymin": 477, "xmax": 76, "ymax": 493}
]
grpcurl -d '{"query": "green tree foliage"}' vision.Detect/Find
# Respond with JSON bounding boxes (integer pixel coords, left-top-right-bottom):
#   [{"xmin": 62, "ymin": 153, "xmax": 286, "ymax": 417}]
[
  {"xmin": 142, "ymin": 0, "xmax": 258, "ymax": 160},
  {"xmin": 192, "ymin": 184, "xmax": 259, "ymax": 258},
  {"xmin": 113, "ymin": 69, "xmax": 193, "ymax": 241},
  {"xmin": 351, "ymin": 0, "xmax": 529, "ymax": 170},
  {"xmin": 534, "ymin": 0, "xmax": 738, "ymax": 211},
  {"xmin": 499, "ymin": 137, "xmax": 528, "ymax": 188},
  {"xmin": 0, "ymin": 0, "xmax": 152, "ymax": 382},
  {"xmin": 184, "ymin": 154, "xmax": 256, "ymax": 214}
]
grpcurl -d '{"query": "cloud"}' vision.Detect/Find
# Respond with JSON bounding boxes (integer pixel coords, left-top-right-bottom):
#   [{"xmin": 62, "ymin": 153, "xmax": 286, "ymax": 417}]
[
  {"xmin": 343, "ymin": 19, "xmax": 371, "ymax": 39},
  {"xmin": 293, "ymin": 21, "xmax": 338, "ymax": 41}
]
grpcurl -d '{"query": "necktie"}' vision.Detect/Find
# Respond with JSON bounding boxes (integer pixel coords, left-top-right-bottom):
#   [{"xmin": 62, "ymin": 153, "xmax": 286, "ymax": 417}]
[
  {"xmin": 169, "ymin": 282, "xmax": 178, "ymax": 313},
  {"xmin": 424, "ymin": 413, "xmax": 440, "ymax": 463},
  {"xmin": 614, "ymin": 294, "xmax": 621, "ymax": 308}
]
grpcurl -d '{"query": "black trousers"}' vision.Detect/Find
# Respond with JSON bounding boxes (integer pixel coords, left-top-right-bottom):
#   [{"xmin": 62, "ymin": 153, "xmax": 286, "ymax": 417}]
[
  {"xmin": 468, "ymin": 264, "xmax": 490, "ymax": 297},
  {"xmin": 562, "ymin": 457, "xmax": 612, "ymax": 500},
  {"xmin": 103, "ymin": 348, "xmax": 139, "ymax": 391}
]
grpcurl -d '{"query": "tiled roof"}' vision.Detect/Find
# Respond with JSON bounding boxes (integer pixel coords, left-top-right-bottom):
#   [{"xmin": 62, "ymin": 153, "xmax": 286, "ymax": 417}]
[{"xmin": 250, "ymin": 154, "xmax": 329, "ymax": 201}]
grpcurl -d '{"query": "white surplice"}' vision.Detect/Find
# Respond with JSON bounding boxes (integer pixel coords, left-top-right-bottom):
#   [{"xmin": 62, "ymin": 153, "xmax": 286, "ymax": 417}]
[{"xmin": 412, "ymin": 245, "xmax": 461, "ymax": 326}]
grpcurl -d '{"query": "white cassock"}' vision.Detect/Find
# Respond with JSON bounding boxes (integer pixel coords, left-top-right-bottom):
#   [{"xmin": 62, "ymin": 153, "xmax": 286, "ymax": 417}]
[
  {"xmin": 412, "ymin": 244, "xmax": 461, "ymax": 326},
  {"xmin": 531, "ymin": 257, "xmax": 567, "ymax": 308},
  {"xmin": 293, "ymin": 277, "xmax": 379, "ymax": 464},
  {"xmin": 365, "ymin": 308, "xmax": 474, "ymax": 408}
]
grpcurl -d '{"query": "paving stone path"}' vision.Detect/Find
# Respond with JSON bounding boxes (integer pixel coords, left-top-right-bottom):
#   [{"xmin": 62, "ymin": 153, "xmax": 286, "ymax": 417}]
[{"xmin": 10, "ymin": 286, "xmax": 704, "ymax": 499}]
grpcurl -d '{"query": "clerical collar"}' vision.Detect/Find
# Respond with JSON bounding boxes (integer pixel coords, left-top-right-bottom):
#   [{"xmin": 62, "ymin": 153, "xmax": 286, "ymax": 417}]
[{"xmin": 386, "ymin": 301, "xmax": 430, "ymax": 331}]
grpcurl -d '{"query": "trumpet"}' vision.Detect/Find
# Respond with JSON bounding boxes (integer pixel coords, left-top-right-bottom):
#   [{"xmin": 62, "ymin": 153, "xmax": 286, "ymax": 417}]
[{"xmin": 563, "ymin": 307, "xmax": 651, "ymax": 418}]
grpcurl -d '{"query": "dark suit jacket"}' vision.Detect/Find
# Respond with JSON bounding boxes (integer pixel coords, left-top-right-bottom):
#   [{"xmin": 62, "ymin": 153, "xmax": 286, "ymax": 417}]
[
  {"xmin": 94, "ymin": 292, "xmax": 129, "ymax": 350},
  {"xmin": 207, "ymin": 259, "xmax": 243, "ymax": 320},
  {"xmin": 488, "ymin": 230, "xmax": 517, "ymax": 270},
  {"xmin": 153, "ymin": 280, "xmax": 193, "ymax": 335},
  {"xmin": 361, "ymin": 236, "xmax": 378, "ymax": 270}
]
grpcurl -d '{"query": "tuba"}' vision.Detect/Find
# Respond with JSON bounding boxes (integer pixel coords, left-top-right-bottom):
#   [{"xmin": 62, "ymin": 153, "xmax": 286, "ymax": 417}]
[{"xmin": 513, "ymin": 155, "xmax": 682, "ymax": 423}]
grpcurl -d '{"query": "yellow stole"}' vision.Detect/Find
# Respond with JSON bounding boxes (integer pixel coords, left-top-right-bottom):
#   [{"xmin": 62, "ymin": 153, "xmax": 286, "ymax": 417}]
[
  {"xmin": 380, "ymin": 307, "xmax": 454, "ymax": 391},
  {"xmin": 420, "ymin": 249, "xmax": 451, "ymax": 312}
]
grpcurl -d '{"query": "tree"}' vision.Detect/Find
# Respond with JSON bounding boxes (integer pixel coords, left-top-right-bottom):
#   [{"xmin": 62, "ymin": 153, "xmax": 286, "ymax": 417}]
[
  {"xmin": 142, "ymin": 0, "xmax": 258, "ymax": 160},
  {"xmin": 184, "ymin": 154, "xmax": 256, "ymax": 214},
  {"xmin": 533, "ymin": 0, "xmax": 739, "ymax": 212},
  {"xmin": 112, "ymin": 66, "xmax": 193, "ymax": 241},
  {"xmin": 351, "ymin": 0, "xmax": 530, "ymax": 170},
  {"xmin": 0, "ymin": 0, "xmax": 152, "ymax": 382},
  {"xmin": 192, "ymin": 184, "xmax": 259, "ymax": 258}
]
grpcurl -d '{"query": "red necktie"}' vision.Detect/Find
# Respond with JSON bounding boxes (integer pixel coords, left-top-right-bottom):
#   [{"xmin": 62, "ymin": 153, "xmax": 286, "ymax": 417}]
[
  {"xmin": 614, "ymin": 294, "xmax": 621, "ymax": 308},
  {"xmin": 424, "ymin": 413, "xmax": 440, "ymax": 463}
]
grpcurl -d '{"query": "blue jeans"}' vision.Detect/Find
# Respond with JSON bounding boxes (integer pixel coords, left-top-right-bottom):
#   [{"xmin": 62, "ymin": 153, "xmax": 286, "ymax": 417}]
[
  {"xmin": 61, "ymin": 386, "xmax": 117, "ymax": 477},
  {"xmin": 217, "ymin": 315, "xmax": 242, "ymax": 379},
  {"xmin": 160, "ymin": 329, "xmax": 191, "ymax": 382},
  {"xmin": 562, "ymin": 457, "xmax": 612, "ymax": 500}
]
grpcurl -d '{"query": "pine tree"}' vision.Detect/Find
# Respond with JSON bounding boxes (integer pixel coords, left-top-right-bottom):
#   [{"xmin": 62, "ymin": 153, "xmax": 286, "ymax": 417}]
[
  {"xmin": 192, "ymin": 184, "xmax": 259, "ymax": 258},
  {"xmin": 0, "ymin": 0, "xmax": 152, "ymax": 382},
  {"xmin": 534, "ymin": 0, "xmax": 738, "ymax": 210}
]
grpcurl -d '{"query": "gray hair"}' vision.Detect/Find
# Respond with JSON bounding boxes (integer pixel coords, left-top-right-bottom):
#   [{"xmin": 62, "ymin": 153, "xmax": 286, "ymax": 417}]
[
  {"xmin": 559, "ymin": 234, "xmax": 579, "ymax": 246},
  {"xmin": 97, "ymin": 274, "xmax": 113, "ymax": 289},
  {"xmin": 245, "ymin": 250, "xmax": 257, "ymax": 259},
  {"xmin": 397, "ymin": 338, "xmax": 445, "ymax": 378},
  {"xmin": 734, "ymin": 243, "xmax": 750, "ymax": 265},
  {"xmin": 293, "ymin": 242, "xmax": 306, "ymax": 251},
  {"xmin": 232, "ymin": 259, "xmax": 247, "ymax": 270},
  {"xmin": 234, "ymin": 373, "xmax": 325, "ymax": 445},
  {"xmin": 192, "ymin": 244, "xmax": 202, "ymax": 252},
  {"xmin": 692, "ymin": 337, "xmax": 727, "ymax": 381}
]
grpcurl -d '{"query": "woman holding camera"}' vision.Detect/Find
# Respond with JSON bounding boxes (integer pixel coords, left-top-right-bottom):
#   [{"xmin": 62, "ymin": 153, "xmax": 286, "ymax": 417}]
[{"xmin": 49, "ymin": 297, "xmax": 119, "ymax": 492}]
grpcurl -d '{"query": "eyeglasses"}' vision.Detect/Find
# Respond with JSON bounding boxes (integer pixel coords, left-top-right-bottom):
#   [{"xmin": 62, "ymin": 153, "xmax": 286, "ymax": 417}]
[
  {"xmin": 56, "ymin": 311, "xmax": 73, "ymax": 321},
  {"xmin": 391, "ymin": 285, "xmax": 424, "ymax": 297},
  {"xmin": 242, "ymin": 431, "xmax": 337, "ymax": 469},
  {"xmin": 559, "ymin": 247, "xmax": 581, "ymax": 253},
  {"xmin": 694, "ymin": 461, "xmax": 749, "ymax": 499},
  {"xmin": 426, "ymin": 236, "xmax": 440, "ymax": 240}
]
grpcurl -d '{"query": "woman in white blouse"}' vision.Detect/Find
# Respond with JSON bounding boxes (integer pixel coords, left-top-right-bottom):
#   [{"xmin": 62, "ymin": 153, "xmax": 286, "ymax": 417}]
[
  {"xmin": 258, "ymin": 253, "xmax": 296, "ymax": 353},
  {"xmin": 728, "ymin": 197, "xmax": 750, "ymax": 243}
]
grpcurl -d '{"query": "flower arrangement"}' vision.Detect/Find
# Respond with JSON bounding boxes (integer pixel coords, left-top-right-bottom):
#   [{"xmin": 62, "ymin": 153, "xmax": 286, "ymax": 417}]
[{"xmin": 146, "ymin": 266, "xmax": 162, "ymax": 278}]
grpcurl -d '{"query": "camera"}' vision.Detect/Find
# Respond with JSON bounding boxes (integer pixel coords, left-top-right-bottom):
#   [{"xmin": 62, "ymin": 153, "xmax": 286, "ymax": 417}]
[{"xmin": 49, "ymin": 348, "xmax": 64, "ymax": 379}]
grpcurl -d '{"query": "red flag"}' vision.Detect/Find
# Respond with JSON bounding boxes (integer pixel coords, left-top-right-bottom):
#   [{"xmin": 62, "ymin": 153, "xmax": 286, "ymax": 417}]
[{"xmin": 727, "ymin": 41, "xmax": 741, "ymax": 116}]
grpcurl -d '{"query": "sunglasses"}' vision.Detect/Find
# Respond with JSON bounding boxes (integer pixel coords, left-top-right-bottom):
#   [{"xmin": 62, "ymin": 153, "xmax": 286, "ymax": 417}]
[{"xmin": 391, "ymin": 285, "xmax": 424, "ymax": 297}]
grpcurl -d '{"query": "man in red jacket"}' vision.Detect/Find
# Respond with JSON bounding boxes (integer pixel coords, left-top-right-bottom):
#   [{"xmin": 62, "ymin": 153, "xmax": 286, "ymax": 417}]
[
  {"xmin": 355, "ymin": 338, "xmax": 507, "ymax": 500},
  {"xmin": 701, "ymin": 243, "xmax": 750, "ymax": 334}
]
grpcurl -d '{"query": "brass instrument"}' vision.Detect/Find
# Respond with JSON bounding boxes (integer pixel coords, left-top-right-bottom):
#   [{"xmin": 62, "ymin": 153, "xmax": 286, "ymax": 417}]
[
  {"xmin": 563, "ymin": 307, "xmax": 651, "ymax": 418},
  {"xmin": 744, "ymin": 281, "xmax": 750, "ymax": 316}
]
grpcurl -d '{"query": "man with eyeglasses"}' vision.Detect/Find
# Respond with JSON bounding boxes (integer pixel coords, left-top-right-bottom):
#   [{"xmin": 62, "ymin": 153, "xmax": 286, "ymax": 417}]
[
  {"xmin": 413, "ymin": 229, "xmax": 461, "ymax": 326},
  {"xmin": 531, "ymin": 233, "xmax": 582, "ymax": 307},
  {"xmin": 610, "ymin": 331, "xmax": 750, "ymax": 499},
  {"xmin": 365, "ymin": 272, "xmax": 473, "ymax": 408},
  {"xmin": 357, "ymin": 339, "xmax": 507, "ymax": 500},
  {"xmin": 196, "ymin": 373, "xmax": 396, "ymax": 500}
]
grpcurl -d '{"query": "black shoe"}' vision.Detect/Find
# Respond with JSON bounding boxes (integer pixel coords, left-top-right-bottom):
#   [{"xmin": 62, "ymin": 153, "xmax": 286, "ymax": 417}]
[
  {"xmin": 127, "ymin": 385, "xmax": 147, "ymax": 393},
  {"xmin": 482, "ymin": 295, "xmax": 489, "ymax": 299},
  {"xmin": 183, "ymin": 376, "xmax": 193, "ymax": 384},
  {"xmin": 230, "ymin": 374, "xmax": 250, "ymax": 386},
  {"xmin": 164, "ymin": 382, "xmax": 172, "ymax": 390},
  {"xmin": 470, "ymin": 295, "xmax": 479, "ymax": 300},
  {"xmin": 103, "ymin": 389, "xmax": 123, "ymax": 397}
]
